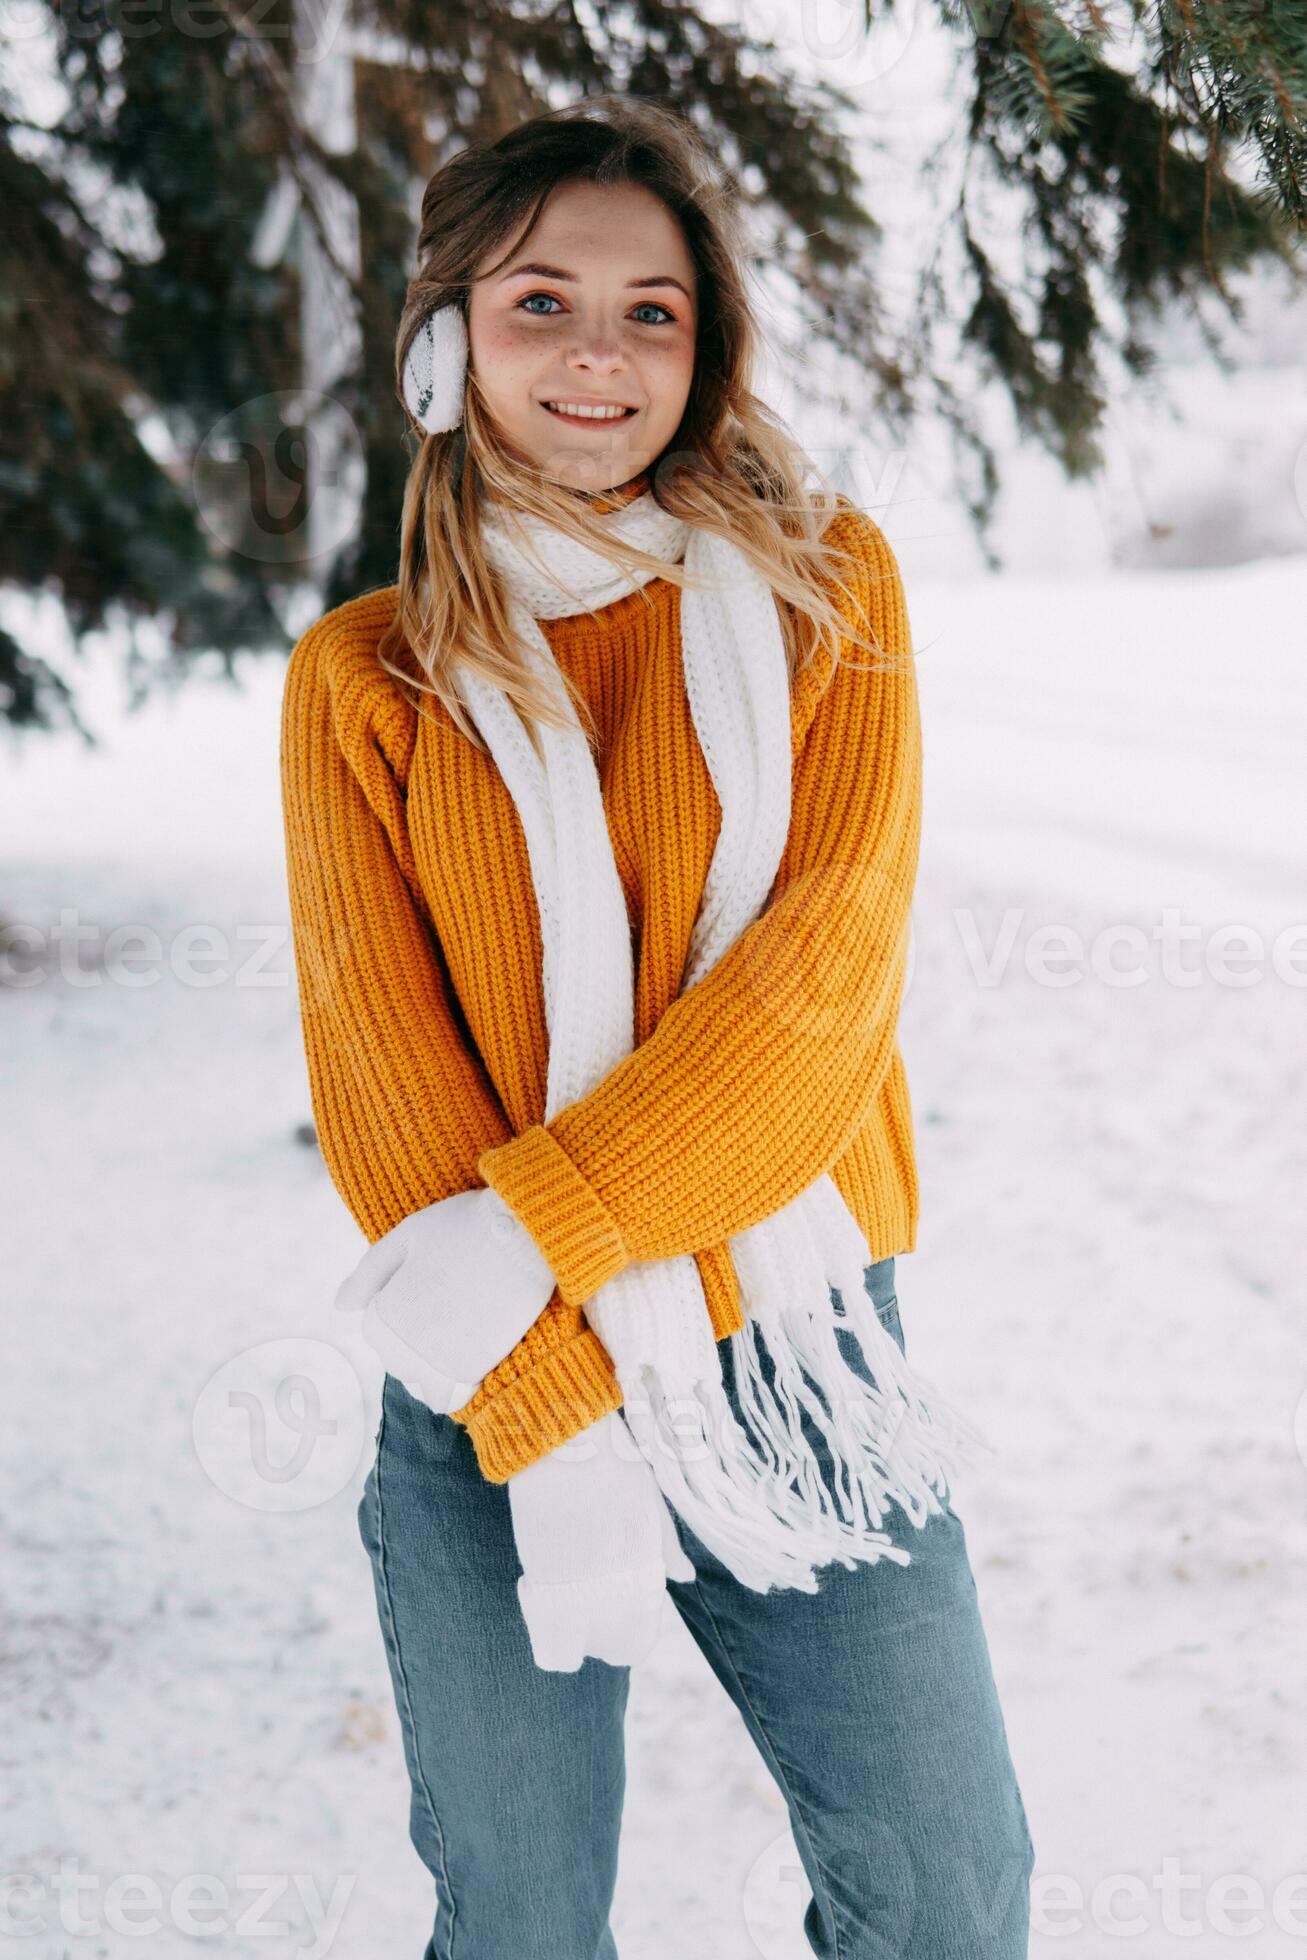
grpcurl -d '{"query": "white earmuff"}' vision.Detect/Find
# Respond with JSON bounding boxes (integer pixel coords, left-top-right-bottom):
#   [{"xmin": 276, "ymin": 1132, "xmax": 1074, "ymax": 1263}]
[{"xmin": 401, "ymin": 303, "xmax": 468, "ymax": 435}]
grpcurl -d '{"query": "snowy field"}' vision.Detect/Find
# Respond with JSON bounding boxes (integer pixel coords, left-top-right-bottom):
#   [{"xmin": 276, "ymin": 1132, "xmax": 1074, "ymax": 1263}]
[{"xmin": 3, "ymin": 551, "xmax": 1305, "ymax": 1958}]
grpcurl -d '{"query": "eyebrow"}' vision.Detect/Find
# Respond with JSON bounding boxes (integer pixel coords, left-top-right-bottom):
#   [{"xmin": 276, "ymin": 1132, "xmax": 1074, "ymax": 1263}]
[{"xmin": 497, "ymin": 260, "xmax": 693, "ymax": 300}]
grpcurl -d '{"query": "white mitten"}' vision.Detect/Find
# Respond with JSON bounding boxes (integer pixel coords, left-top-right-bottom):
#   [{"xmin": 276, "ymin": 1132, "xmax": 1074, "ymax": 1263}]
[
  {"xmin": 509, "ymin": 1410, "xmax": 696, "ymax": 1671},
  {"xmin": 334, "ymin": 1186, "xmax": 556, "ymax": 1415}
]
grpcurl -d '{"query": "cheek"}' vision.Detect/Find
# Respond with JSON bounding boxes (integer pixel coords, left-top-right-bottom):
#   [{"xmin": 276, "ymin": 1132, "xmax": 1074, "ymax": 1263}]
[
  {"xmin": 470, "ymin": 313, "xmax": 541, "ymax": 382},
  {"xmin": 643, "ymin": 336, "xmax": 696, "ymax": 407}
]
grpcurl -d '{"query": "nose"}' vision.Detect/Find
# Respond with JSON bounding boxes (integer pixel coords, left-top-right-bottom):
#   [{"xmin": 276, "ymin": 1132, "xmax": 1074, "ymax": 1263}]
[{"xmin": 565, "ymin": 337, "xmax": 625, "ymax": 375}]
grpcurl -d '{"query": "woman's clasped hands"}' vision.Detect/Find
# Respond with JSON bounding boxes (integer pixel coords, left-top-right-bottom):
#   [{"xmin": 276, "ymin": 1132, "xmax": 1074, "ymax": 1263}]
[{"xmin": 333, "ymin": 1185, "xmax": 694, "ymax": 1669}]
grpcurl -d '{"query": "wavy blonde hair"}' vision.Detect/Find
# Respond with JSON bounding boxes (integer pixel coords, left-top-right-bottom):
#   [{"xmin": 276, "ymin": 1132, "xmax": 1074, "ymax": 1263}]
[{"xmin": 378, "ymin": 94, "xmax": 893, "ymax": 757}]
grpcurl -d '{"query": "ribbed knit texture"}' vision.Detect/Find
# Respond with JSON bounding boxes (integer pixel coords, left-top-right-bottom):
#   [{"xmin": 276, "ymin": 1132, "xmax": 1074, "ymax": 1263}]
[{"xmin": 280, "ymin": 489, "xmax": 922, "ymax": 1482}]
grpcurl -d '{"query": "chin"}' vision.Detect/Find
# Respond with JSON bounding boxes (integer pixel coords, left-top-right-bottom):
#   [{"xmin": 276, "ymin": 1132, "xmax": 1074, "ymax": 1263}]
[{"xmin": 530, "ymin": 450, "xmax": 649, "ymax": 497}]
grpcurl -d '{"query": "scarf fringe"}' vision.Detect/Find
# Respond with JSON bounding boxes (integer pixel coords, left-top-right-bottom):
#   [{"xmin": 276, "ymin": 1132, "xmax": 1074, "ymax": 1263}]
[{"xmin": 614, "ymin": 1272, "xmax": 995, "ymax": 1596}]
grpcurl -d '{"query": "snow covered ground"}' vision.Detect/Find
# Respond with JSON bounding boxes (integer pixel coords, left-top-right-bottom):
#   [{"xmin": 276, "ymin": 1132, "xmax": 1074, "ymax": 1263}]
[{"xmin": 3, "ymin": 549, "xmax": 1305, "ymax": 1958}]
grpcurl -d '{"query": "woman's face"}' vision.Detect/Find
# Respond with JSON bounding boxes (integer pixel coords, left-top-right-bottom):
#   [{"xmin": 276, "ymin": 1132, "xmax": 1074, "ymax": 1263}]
[{"xmin": 467, "ymin": 177, "xmax": 698, "ymax": 495}]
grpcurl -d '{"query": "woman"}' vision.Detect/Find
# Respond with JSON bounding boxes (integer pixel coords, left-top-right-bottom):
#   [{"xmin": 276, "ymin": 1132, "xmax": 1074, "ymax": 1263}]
[{"xmin": 281, "ymin": 94, "xmax": 1034, "ymax": 1960}]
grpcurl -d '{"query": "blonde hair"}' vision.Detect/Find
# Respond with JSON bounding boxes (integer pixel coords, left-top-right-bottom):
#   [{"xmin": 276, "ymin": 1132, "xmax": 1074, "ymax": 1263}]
[{"xmin": 378, "ymin": 94, "xmax": 893, "ymax": 757}]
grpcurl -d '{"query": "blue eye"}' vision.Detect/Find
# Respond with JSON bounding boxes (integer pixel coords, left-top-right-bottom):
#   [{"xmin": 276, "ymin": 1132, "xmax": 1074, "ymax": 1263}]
[{"xmin": 514, "ymin": 293, "xmax": 675, "ymax": 324}]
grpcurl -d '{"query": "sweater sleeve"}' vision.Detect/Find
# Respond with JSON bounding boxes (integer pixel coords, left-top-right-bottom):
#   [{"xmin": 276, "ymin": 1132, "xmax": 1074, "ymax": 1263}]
[
  {"xmin": 476, "ymin": 511, "xmax": 922, "ymax": 1307},
  {"xmin": 280, "ymin": 610, "xmax": 623, "ymax": 1475}
]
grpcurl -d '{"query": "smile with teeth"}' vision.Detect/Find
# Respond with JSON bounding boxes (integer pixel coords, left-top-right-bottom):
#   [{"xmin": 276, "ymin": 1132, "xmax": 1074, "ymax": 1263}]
[{"xmin": 541, "ymin": 401, "xmax": 637, "ymax": 421}]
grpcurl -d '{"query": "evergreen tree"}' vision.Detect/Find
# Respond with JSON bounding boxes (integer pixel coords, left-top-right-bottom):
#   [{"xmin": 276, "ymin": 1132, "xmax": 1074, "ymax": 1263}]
[{"xmin": 0, "ymin": 0, "xmax": 1302, "ymax": 735}]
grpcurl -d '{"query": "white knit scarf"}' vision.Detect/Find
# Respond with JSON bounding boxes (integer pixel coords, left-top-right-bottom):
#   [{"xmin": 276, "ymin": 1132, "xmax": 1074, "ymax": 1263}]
[{"xmin": 456, "ymin": 487, "xmax": 993, "ymax": 1594}]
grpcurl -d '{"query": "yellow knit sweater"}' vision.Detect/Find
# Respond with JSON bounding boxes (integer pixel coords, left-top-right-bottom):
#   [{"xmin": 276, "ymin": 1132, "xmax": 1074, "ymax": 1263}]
[{"xmin": 279, "ymin": 491, "xmax": 922, "ymax": 1482}]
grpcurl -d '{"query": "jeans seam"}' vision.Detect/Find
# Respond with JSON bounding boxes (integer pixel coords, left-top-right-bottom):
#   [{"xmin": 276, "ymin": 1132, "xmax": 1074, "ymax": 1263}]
[
  {"xmin": 686, "ymin": 1574, "xmax": 848, "ymax": 1960},
  {"xmin": 371, "ymin": 1395, "xmax": 458, "ymax": 1955}
]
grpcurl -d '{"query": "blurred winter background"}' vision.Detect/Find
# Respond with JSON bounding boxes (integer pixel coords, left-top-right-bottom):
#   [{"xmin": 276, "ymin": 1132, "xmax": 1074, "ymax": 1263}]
[{"xmin": 2, "ymin": 4, "xmax": 1306, "ymax": 1957}]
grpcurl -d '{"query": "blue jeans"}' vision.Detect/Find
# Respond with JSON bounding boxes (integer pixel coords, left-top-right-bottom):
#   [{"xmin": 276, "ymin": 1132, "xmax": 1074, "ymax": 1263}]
[{"xmin": 357, "ymin": 1256, "xmax": 1035, "ymax": 1958}]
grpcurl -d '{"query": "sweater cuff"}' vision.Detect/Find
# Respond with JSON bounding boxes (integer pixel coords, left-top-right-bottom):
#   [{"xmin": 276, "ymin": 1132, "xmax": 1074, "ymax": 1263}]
[
  {"xmin": 477, "ymin": 1123, "xmax": 628, "ymax": 1306},
  {"xmin": 452, "ymin": 1323, "xmax": 624, "ymax": 1482}
]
